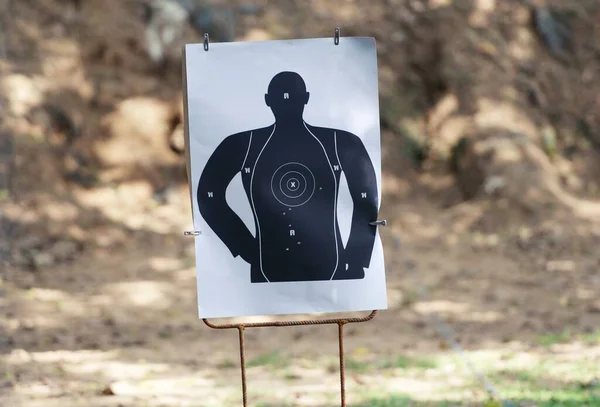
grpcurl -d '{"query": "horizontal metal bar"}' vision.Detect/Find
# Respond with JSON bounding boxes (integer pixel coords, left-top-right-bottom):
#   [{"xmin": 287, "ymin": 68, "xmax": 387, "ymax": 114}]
[{"xmin": 202, "ymin": 310, "xmax": 377, "ymax": 330}]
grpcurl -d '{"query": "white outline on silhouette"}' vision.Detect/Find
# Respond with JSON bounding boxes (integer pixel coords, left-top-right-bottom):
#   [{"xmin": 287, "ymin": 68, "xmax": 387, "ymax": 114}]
[
  {"xmin": 302, "ymin": 122, "xmax": 339, "ymax": 279},
  {"xmin": 249, "ymin": 125, "xmax": 276, "ymax": 283},
  {"xmin": 240, "ymin": 131, "xmax": 253, "ymax": 171}
]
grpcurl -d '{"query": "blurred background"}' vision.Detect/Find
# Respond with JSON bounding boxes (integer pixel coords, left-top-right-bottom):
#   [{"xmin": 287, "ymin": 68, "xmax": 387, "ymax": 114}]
[{"xmin": 0, "ymin": 0, "xmax": 599, "ymax": 406}]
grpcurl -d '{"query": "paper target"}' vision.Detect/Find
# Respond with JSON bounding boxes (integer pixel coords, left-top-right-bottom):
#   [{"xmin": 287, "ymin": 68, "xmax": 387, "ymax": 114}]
[{"xmin": 184, "ymin": 36, "xmax": 387, "ymax": 318}]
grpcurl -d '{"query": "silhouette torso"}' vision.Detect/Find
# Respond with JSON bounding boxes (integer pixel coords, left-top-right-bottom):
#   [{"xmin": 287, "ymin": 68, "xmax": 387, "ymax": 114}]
[
  {"xmin": 196, "ymin": 71, "xmax": 378, "ymax": 283},
  {"xmin": 242, "ymin": 123, "xmax": 344, "ymax": 282}
]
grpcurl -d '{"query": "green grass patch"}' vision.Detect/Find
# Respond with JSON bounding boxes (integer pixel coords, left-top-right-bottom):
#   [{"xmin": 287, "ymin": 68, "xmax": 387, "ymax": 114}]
[
  {"xmin": 582, "ymin": 330, "xmax": 600, "ymax": 346},
  {"xmin": 246, "ymin": 350, "xmax": 288, "ymax": 369},
  {"xmin": 351, "ymin": 394, "xmax": 485, "ymax": 406},
  {"xmin": 480, "ymin": 360, "xmax": 600, "ymax": 407},
  {"xmin": 352, "ymin": 394, "xmax": 419, "ymax": 407},
  {"xmin": 537, "ymin": 328, "xmax": 600, "ymax": 347},
  {"xmin": 536, "ymin": 396, "xmax": 600, "ymax": 406},
  {"xmin": 345, "ymin": 358, "xmax": 372, "ymax": 373},
  {"xmin": 216, "ymin": 358, "xmax": 235, "ymax": 369},
  {"xmin": 537, "ymin": 329, "xmax": 573, "ymax": 347},
  {"xmin": 344, "ymin": 355, "xmax": 438, "ymax": 373},
  {"xmin": 378, "ymin": 355, "xmax": 438, "ymax": 370},
  {"xmin": 247, "ymin": 349, "xmax": 599, "ymax": 407},
  {"xmin": 351, "ymin": 395, "xmax": 600, "ymax": 406},
  {"xmin": 256, "ymin": 394, "xmax": 600, "ymax": 407}
]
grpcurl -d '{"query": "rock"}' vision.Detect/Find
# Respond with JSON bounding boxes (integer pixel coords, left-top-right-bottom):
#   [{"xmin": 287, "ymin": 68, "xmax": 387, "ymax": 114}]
[
  {"xmin": 168, "ymin": 123, "xmax": 185, "ymax": 155},
  {"xmin": 241, "ymin": 28, "xmax": 273, "ymax": 42},
  {"xmin": 0, "ymin": 212, "xmax": 15, "ymax": 264},
  {"xmin": 51, "ymin": 240, "xmax": 80, "ymax": 262},
  {"xmin": 540, "ymin": 125, "xmax": 557, "ymax": 158},
  {"xmin": 101, "ymin": 384, "xmax": 115, "ymax": 396},
  {"xmin": 427, "ymin": 93, "xmax": 472, "ymax": 159},
  {"xmin": 143, "ymin": 0, "xmax": 190, "ymax": 65},
  {"xmin": 0, "ymin": 74, "xmax": 44, "ymax": 117},
  {"xmin": 483, "ymin": 175, "xmax": 505, "ymax": 195},
  {"xmin": 97, "ymin": 97, "xmax": 177, "ymax": 168},
  {"xmin": 531, "ymin": 6, "xmax": 571, "ymax": 58},
  {"xmin": 451, "ymin": 131, "xmax": 562, "ymax": 208},
  {"xmin": 453, "ymin": 129, "xmax": 600, "ymax": 217},
  {"xmin": 450, "ymin": 136, "xmax": 486, "ymax": 200},
  {"xmin": 189, "ymin": 6, "xmax": 235, "ymax": 42},
  {"xmin": 19, "ymin": 236, "xmax": 43, "ymax": 251},
  {"xmin": 238, "ymin": 4, "xmax": 263, "ymax": 15},
  {"xmin": 546, "ymin": 260, "xmax": 576, "ymax": 273},
  {"xmin": 30, "ymin": 104, "xmax": 79, "ymax": 147},
  {"xmin": 0, "ymin": 131, "xmax": 15, "ymax": 195},
  {"xmin": 9, "ymin": 250, "xmax": 25, "ymax": 268},
  {"xmin": 33, "ymin": 252, "xmax": 55, "ymax": 268},
  {"xmin": 63, "ymin": 149, "xmax": 97, "ymax": 188},
  {"xmin": 152, "ymin": 184, "xmax": 179, "ymax": 205},
  {"xmin": 588, "ymin": 301, "xmax": 600, "ymax": 314}
]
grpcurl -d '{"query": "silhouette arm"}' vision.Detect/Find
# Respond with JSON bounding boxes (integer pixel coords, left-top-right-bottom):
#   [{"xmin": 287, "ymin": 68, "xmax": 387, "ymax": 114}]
[
  {"xmin": 197, "ymin": 133, "xmax": 256, "ymax": 262},
  {"xmin": 337, "ymin": 131, "xmax": 378, "ymax": 268}
]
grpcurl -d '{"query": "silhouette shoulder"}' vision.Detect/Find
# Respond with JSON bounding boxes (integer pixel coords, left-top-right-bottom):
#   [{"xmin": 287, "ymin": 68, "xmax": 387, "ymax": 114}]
[
  {"xmin": 303, "ymin": 124, "xmax": 335, "ymax": 141},
  {"xmin": 225, "ymin": 125, "xmax": 275, "ymax": 144},
  {"xmin": 215, "ymin": 126, "xmax": 272, "ymax": 151},
  {"xmin": 220, "ymin": 130, "xmax": 252, "ymax": 147},
  {"xmin": 304, "ymin": 125, "xmax": 363, "ymax": 144},
  {"xmin": 333, "ymin": 130, "xmax": 367, "ymax": 152}
]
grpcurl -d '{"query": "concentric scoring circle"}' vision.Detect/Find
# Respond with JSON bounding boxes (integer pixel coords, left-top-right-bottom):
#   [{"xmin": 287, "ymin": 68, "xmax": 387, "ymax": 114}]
[{"xmin": 270, "ymin": 162, "xmax": 315, "ymax": 207}]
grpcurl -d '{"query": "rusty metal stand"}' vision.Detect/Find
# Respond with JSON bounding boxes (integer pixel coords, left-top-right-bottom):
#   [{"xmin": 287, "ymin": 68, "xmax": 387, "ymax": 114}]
[{"xmin": 203, "ymin": 310, "xmax": 377, "ymax": 407}]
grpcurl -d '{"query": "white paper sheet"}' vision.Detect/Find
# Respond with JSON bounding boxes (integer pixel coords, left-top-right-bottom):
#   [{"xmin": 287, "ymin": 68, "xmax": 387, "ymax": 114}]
[{"xmin": 183, "ymin": 37, "xmax": 387, "ymax": 318}]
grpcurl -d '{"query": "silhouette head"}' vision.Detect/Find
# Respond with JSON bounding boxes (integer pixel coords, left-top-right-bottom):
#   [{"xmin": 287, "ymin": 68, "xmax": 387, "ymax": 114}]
[{"xmin": 265, "ymin": 72, "xmax": 310, "ymax": 122}]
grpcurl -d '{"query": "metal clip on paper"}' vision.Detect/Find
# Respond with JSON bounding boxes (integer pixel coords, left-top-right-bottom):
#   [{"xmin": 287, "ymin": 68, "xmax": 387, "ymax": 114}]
[
  {"xmin": 334, "ymin": 27, "xmax": 340, "ymax": 45},
  {"xmin": 204, "ymin": 33, "xmax": 209, "ymax": 51},
  {"xmin": 369, "ymin": 220, "xmax": 387, "ymax": 227},
  {"xmin": 184, "ymin": 231, "xmax": 201, "ymax": 236}
]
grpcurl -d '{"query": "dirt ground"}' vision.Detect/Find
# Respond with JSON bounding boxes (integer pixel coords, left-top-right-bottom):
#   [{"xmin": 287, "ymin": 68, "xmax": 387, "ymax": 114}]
[{"xmin": 1, "ymin": 0, "xmax": 600, "ymax": 406}]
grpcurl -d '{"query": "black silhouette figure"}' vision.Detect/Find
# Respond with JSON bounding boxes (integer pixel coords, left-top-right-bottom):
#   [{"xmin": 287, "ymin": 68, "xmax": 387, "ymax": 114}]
[{"xmin": 197, "ymin": 71, "xmax": 378, "ymax": 283}]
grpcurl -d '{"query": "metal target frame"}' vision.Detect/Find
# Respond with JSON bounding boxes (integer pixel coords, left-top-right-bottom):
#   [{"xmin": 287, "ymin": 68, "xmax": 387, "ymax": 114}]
[{"xmin": 188, "ymin": 27, "xmax": 385, "ymax": 407}]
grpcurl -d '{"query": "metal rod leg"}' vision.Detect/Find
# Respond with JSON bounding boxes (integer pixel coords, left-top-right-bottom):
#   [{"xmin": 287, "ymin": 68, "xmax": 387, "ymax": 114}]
[
  {"xmin": 203, "ymin": 311, "xmax": 376, "ymax": 406},
  {"xmin": 238, "ymin": 325, "xmax": 248, "ymax": 407},
  {"xmin": 338, "ymin": 322, "xmax": 346, "ymax": 407}
]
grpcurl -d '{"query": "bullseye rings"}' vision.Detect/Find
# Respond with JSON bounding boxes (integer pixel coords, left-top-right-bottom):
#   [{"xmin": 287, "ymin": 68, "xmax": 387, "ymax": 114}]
[{"xmin": 271, "ymin": 162, "xmax": 315, "ymax": 207}]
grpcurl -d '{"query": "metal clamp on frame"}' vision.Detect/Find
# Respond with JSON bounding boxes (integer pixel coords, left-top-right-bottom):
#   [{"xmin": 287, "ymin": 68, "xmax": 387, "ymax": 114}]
[
  {"xmin": 204, "ymin": 33, "xmax": 209, "ymax": 51},
  {"xmin": 334, "ymin": 27, "xmax": 340, "ymax": 45}
]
